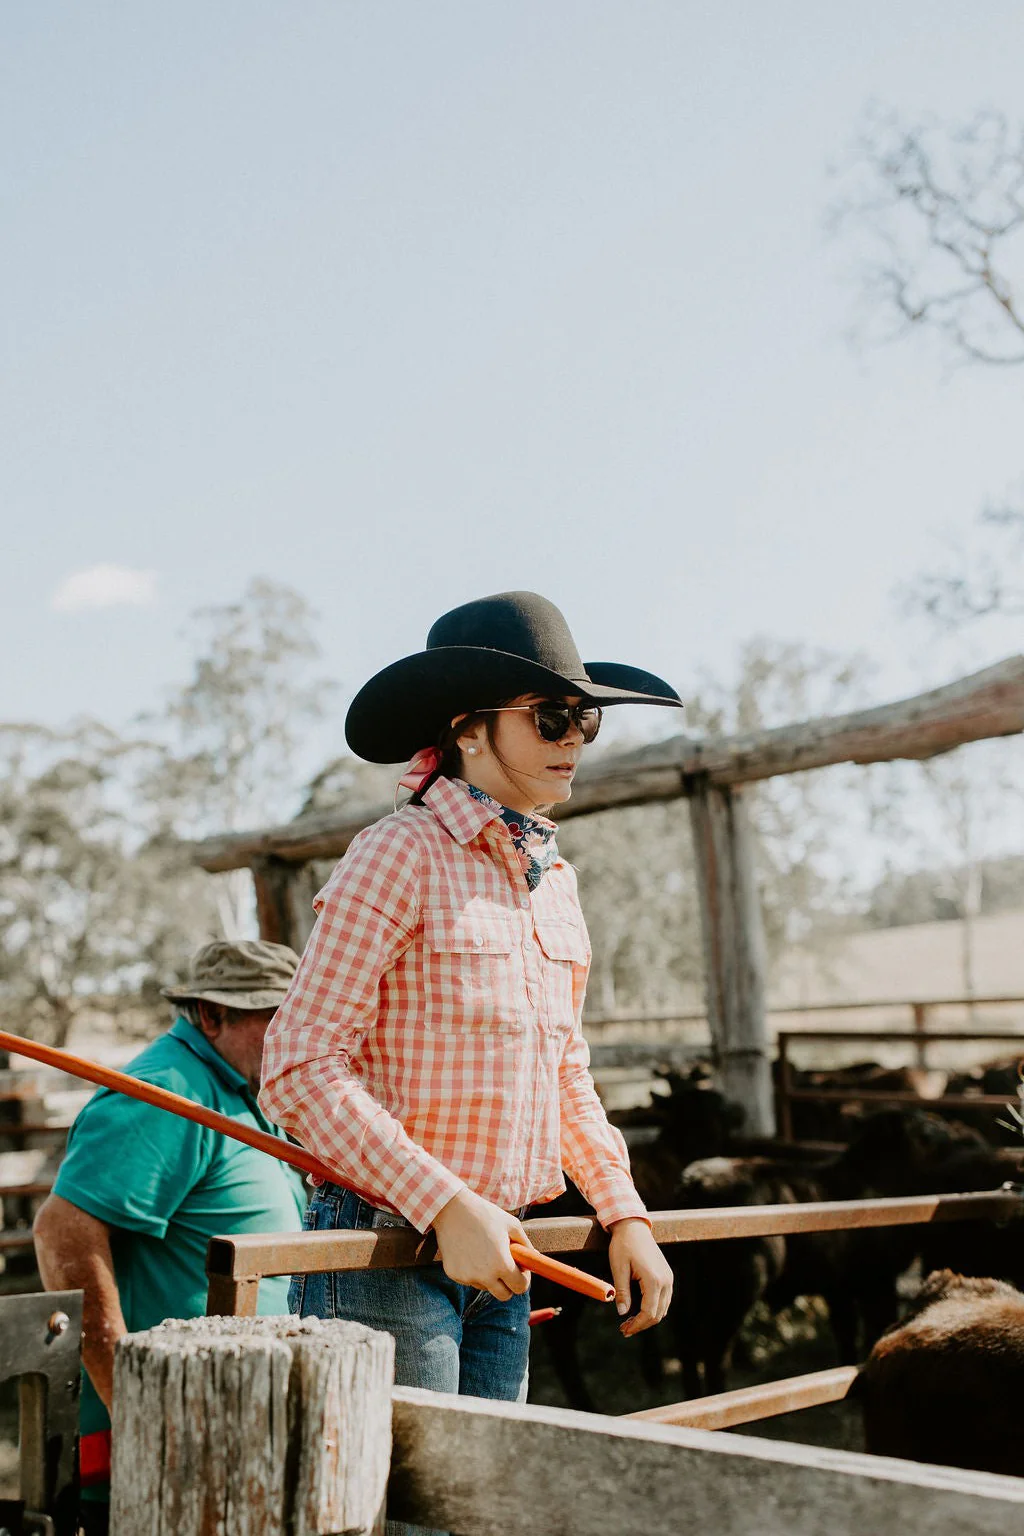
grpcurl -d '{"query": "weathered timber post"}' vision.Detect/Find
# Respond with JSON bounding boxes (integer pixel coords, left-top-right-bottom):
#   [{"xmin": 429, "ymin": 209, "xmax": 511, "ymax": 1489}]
[
  {"xmin": 688, "ymin": 776, "xmax": 774, "ymax": 1135},
  {"xmin": 911, "ymin": 1000, "xmax": 930, "ymax": 1069},
  {"xmin": 251, "ymin": 856, "xmax": 321, "ymax": 954},
  {"xmin": 110, "ymin": 1315, "xmax": 394, "ymax": 1536}
]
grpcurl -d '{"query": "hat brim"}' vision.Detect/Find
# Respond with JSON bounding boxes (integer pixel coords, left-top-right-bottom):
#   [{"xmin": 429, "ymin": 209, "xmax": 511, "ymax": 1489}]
[
  {"xmin": 345, "ymin": 647, "xmax": 683, "ymax": 763},
  {"xmin": 160, "ymin": 987, "xmax": 290, "ymax": 1010}
]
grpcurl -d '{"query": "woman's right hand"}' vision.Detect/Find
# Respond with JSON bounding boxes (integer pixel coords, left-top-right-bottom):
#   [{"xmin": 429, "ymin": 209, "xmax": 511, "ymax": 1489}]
[{"xmin": 431, "ymin": 1188, "xmax": 531, "ymax": 1300}]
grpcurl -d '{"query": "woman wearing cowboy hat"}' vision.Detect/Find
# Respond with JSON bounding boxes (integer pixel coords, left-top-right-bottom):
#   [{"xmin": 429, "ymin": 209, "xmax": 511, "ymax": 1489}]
[{"xmin": 261, "ymin": 593, "xmax": 682, "ymax": 1477}]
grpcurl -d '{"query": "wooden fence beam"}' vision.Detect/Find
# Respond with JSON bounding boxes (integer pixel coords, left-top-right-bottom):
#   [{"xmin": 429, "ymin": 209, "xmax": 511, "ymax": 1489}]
[
  {"xmin": 388, "ymin": 1386, "xmax": 1024, "ymax": 1536},
  {"xmin": 628, "ymin": 1365, "xmax": 858, "ymax": 1429},
  {"xmin": 189, "ymin": 654, "xmax": 1024, "ymax": 872},
  {"xmin": 689, "ymin": 778, "xmax": 774, "ymax": 1135}
]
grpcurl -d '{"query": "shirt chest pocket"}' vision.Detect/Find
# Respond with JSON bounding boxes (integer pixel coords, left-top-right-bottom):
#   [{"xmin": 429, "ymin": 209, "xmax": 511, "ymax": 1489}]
[
  {"xmin": 532, "ymin": 916, "xmax": 589, "ymax": 1034},
  {"xmin": 421, "ymin": 909, "xmax": 524, "ymax": 1034}
]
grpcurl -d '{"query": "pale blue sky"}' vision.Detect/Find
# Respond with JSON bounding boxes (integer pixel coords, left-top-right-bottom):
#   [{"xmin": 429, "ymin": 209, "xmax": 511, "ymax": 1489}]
[{"xmin": 3, "ymin": 2, "xmax": 1023, "ymax": 747}]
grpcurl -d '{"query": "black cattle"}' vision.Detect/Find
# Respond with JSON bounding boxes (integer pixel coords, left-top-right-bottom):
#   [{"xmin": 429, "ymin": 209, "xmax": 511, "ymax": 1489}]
[
  {"xmin": 527, "ymin": 1071, "xmax": 742, "ymax": 1412},
  {"xmin": 776, "ymin": 1058, "xmax": 950, "ymax": 1143},
  {"xmin": 945, "ymin": 1055, "xmax": 1024, "ymax": 1147},
  {"xmin": 854, "ymin": 1269, "xmax": 1024, "ymax": 1476},
  {"xmin": 669, "ymin": 1110, "xmax": 985, "ymax": 1395},
  {"xmin": 915, "ymin": 1139, "xmax": 1024, "ymax": 1286}
]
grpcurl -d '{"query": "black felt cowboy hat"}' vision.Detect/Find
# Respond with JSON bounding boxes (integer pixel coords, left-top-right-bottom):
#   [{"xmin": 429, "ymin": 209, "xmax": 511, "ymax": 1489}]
[{"xmin": 345, "ymin": 590, "xmax": 683, "ymax": 764}]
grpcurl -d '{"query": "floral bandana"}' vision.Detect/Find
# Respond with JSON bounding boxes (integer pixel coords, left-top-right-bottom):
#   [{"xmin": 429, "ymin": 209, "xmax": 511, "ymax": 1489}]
[{"xmin": 462, "ymin": 782, "xmax": 559, "ymax": 891}]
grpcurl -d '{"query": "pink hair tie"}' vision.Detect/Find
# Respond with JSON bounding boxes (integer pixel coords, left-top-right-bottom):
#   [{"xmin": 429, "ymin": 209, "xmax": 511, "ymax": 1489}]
[{"xmin": 397, "ymin": 746, "xmax": 442, "ymax": 795}]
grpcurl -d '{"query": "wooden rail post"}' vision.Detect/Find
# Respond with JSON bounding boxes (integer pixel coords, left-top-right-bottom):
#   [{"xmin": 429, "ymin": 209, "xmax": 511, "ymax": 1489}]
[
  {"xmin": 110, "ymin": 1315, "xmax": 394, "ymax": 1536},
  {"xmin": 251, "ymin": 856, "xmax": 320, "ymax": 954},
  {"xmin": 689, "ymin": 777, "xmax": 774, "ymax": 1135},
  {"xmin": 912, "ymin": 1001, "xmax": 930, "ymax": 1068},
  {"xmin": 776, "ymin": 1032, "xmax": 794, "ymax": 1141}
]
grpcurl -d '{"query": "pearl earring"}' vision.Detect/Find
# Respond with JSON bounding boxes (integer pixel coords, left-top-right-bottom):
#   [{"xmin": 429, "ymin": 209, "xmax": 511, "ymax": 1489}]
[{"xmin": 467, "ymin": 746, "xmax": 479, "ymax": 755}]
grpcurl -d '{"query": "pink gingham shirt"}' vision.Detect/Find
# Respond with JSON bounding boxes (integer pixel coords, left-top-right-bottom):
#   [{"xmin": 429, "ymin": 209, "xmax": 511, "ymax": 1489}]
[{"xmin": 260, "ymin": 776, "xmax": 648, "ymax": 1234}]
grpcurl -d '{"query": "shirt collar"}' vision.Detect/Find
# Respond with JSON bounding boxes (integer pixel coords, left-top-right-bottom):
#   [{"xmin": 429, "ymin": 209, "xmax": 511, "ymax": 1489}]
[
  {"xmin": 420, "ymin": 774, "xmax": 504, "ymax": 845},
  {"xmin": 169, "ymin": 1016, "xmax": 250, "ymax": 1097}
]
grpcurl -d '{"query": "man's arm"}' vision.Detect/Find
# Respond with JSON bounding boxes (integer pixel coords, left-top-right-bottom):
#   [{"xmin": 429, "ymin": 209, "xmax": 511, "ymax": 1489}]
[{"xmin": 34, "ymin": 1193, "xmax": 127, "ymax": 1413}]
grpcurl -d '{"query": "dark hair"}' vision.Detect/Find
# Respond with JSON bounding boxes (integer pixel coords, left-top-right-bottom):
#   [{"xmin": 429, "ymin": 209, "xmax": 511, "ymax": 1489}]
[
  {"xmin": 409, "ymin": 707, "xmax": 505, "ymax": 806},
  {"xmin": 407, "ymin": 700, "xmax": 559, "ymax": 816}
]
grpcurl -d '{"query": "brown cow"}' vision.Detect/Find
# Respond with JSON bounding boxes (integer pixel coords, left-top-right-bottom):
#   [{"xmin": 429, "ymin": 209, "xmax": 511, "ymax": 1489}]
[{"xmin": 854, "ymin": 1269, "xmax": 1024, "ymax": 1476}]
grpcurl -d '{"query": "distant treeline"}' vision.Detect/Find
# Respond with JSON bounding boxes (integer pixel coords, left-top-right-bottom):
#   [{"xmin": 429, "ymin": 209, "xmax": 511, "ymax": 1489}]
[{"xmin": 864, "ymin": 855, "xmax": 1024, "ymax": 930}]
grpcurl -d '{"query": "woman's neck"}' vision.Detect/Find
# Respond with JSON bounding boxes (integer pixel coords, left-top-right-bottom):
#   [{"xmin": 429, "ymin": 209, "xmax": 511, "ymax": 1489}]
[{"xmin": 459, "ymin": 774, "xmax": 541, "ymax": 818}]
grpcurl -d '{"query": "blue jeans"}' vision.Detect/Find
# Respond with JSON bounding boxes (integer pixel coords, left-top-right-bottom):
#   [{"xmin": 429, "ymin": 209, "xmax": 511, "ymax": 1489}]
[{"xmin": 289, "ymin": 1184, "xmax": 531, "ymax": 1536}]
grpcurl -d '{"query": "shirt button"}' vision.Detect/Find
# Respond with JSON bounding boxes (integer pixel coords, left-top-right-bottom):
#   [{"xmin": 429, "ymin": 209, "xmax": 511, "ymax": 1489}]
[
  {"xmin": 520, "ymin": 898, "xmax": 530, "ymax": 910},
  {"xmin": 473, "ymin": 934, "xmax": 484, "ymax": 947}
]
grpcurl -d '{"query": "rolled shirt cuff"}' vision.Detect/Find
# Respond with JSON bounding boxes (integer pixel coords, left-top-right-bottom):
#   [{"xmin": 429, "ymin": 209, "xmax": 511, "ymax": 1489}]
[{"xmin": 590, "ymin": 1185, "xmax": 651, "ymax": 1231}]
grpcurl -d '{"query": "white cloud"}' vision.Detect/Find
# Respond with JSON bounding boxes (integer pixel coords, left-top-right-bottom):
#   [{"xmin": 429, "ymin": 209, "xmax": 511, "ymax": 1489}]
[{"xmin": 51, "ymin": 564, "xmax": 158, "ymax": 613}]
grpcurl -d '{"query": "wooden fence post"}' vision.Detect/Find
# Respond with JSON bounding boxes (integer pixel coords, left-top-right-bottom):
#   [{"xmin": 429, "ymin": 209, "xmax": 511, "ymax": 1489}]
[
  {"xmin": 688, "ymin": 777, "xmax": 774, "ymax": 1136},
  {"xmin": 911, "ymin": 1001, "xmax": 930, "ymax": 1069},
  {"xmin": 110, "ymin": 1315, "xmax": 394, "ymax": 1536},
  {"xmin": 251, "ymin": 857, "xmax": 321, "ymax": 954}
]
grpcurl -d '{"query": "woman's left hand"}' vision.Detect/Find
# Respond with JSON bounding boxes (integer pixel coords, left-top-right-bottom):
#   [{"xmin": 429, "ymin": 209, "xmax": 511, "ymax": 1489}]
[{"xmin": 607, "ymin": 1217, "xmax": 674, "ymax": 1336}]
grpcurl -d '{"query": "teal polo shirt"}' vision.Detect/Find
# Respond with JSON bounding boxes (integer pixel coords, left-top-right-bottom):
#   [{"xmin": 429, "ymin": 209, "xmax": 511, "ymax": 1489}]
[{"xmin": 54, "ymin": 1017, "xmax": 307, "ymax": 1448}]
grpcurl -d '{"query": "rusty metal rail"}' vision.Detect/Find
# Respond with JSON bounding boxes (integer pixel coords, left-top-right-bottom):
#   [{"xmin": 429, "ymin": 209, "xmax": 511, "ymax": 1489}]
[
  {"xmin": 203, "ymin": 1187, "xmax": 1024, "ymax": 1435},
  {"xmin": 0, "ymin": 1230, "xmax": 36, "ymax": 1254},
  {"xmin": 205, "ymin": 1188, "xmax": 1024, "ymax": 1316},
  {"xmin": 627, "ymin": 1366, "xmax": 858, "ymax": 1430},
  {"xmin": 775, "ymin": 1027, "xmax": 1024, "ymax": 1140}
]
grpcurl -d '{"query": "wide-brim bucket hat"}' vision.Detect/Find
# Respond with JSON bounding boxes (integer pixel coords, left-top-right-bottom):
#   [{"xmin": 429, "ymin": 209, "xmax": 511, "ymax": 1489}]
[
  {"xmin": 345, "ymin": 590, "xmax": 683, "ymax": 764},
  {"xmin": 161, "ymin": 940, "xmax": 300, "ymax": 1010}
]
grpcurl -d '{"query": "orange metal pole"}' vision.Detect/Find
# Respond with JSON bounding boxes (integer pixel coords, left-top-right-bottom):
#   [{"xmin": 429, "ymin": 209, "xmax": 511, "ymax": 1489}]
[
  {"xmin": 528, "ymin": 1306, "xmax": 562, "ymax": 1326},
  {"xmin": 511, "ymin": 1242, "xmax": 614, "ymax": 1302},
  {"xmin": 0, "ymin": 1029, "xmax": 611, "ymax": 1305},
  {"xmin": 0, "ymin": 1028, "xmax": 333, "ymax": 1180}
]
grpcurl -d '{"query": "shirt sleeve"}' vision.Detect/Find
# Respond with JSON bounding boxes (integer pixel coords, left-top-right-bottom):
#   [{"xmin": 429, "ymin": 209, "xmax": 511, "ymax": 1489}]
[
  {"xmin": 259, "ymin": 818, "xmax": 465, "ymax": 1233},
  {"xmin": 53, "ymin": 1074, "xmax": 215, "ymax": 1239},
  {"xmin": 557, "ymin": 941, "xmax": 651, "ymax": 1230}
]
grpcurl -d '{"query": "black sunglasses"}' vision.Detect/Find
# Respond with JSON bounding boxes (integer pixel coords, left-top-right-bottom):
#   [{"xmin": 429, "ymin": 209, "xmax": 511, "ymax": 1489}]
[{"xmin": 477, "ymin": 702, "xmax": 603, "ymax": 744}]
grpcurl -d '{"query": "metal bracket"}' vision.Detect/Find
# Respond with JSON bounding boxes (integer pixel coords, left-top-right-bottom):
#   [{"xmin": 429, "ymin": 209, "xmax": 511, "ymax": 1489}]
[
  {"xmin": 997, "ymin": 1180, "xmax": 1024, "ymax": 1225},
  {"xmin": 0, "ymin": 1292, "xmax": 82, "ymax": 1536}
]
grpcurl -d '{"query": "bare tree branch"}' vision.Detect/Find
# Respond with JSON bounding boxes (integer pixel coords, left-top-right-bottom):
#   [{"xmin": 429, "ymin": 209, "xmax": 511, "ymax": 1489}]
[
  {"xmin": 901, "ymin": 503, "xmax": 1024, "ymax": 628},
  {"xmin": 833, "ymin": 108, "xmax": 1024, "ymax": 366}
]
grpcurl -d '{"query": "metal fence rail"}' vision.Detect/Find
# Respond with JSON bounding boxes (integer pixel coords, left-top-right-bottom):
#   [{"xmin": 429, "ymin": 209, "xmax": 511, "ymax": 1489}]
[
  {"xmin": 775, "ymin": 1027, "xmax": 1024, "ymax": 1139},
  {"xmin": 205, "ymin": 1186, "xmax": 1024, "ymax": 1429},
  {"xmin": 207, "ymin": 1187, "xmax": 1024, "ymax": 1312}
]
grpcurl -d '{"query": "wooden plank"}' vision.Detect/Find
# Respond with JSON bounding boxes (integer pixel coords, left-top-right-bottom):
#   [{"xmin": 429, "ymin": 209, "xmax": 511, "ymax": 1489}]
[
  {"xmin": 690, "ymin": 780, "xmax": 774, "ymax": 1135},
  {"xmin": 387, "ymin": 1386, "xmax": 1024, "ymax": 1536},
  {"xmin": 628, "ymin": 1366, "xmax": 858, "ymax": 1429},
  {"xmin": 0, "ymin": 1231, "xmax": 35, "ymax": 1253},
  {"xmin": 679, "ymin": 653, "xmax": 1024, "ymax": 786},
  {"xmin": 189, "ymin": 654, "xmax": 1024, "ymax": 871},
  {"xmin": 0, "ymin": 1122, "xmax": 69, "ymax": 1138}
]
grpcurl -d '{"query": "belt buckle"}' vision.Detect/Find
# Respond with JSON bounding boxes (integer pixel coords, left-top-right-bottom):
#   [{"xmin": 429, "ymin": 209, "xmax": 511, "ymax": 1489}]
[{"xmin": 370, "ymin": 1207, "xmax": 410, "ymax": 1230}]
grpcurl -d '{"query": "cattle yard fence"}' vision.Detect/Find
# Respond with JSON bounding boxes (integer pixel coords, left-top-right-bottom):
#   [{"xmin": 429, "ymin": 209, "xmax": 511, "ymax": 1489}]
[
  {"xmin": 774, "ymin": 1020, "xmax": 1024, "ymax": 1140},
  {"xmin": 112, "ymin": 1309, "xmax": 1024, "ymax": 1536},
  {"xmin": 108, "ymin": 1186, "xmax": 1020, "ymax": 1535},
  {"xmin": 205, "ymin": 1188, "xmax": 1024, "ymax": 1429}
]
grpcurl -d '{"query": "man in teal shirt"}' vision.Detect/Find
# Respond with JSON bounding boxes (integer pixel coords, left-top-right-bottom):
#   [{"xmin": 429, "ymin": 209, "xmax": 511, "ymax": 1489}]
[{"xmin": 34, "ymin": 940, "xmax": 308, "ymax": 1534}]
